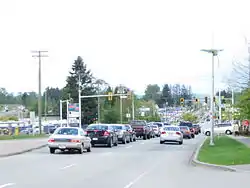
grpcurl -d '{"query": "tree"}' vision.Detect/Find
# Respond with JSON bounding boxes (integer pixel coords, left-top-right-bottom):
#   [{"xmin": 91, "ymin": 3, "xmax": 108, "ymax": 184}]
[
  {"xmin": 63, "ymin": 56, "xmax": 97, "ymax": 124},
  {"xmin": 181, "ymin": 112, "xmax": 198, "ymax": 123},
  {"xmin": 228, "ymin": 59, "xmax": 250, "ymax": 89},
  {"xmin": 143, "ymin": 84, "xmax": 161, "ymax": 106},
  {"xmin": 161, "ymin": 84, "xmax": 173, "ymax": 106}
]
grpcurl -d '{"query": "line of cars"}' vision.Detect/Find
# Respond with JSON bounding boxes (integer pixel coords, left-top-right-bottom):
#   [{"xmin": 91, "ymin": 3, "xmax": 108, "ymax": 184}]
[{"xmin": 47, "ymin": 121, "xmax": 160, "ymax": 154}]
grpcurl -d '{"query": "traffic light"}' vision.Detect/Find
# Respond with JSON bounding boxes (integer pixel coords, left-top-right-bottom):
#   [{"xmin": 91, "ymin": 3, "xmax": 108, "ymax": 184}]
[
  {"xmin": 213, "ymin": 97, "xmax": 216, "ymax": 102},
  {"xmin": 195, "ymin": 98, "xmax": 198, "ymax": 103},
  {"xmin": 180, "ymin": 98, "xmax": 184, "ymax": 103},
  {"xmin": 108, "ymin": 92, "xmax": 113, "ymax": 101},
  {"xmin": 205, "ymin": 97, "xmax": 208, "ymax": 103}
]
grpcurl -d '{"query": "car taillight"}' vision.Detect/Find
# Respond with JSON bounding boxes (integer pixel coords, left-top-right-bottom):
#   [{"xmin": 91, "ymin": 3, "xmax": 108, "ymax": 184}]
[
  {"xmin": 161, "ymin": 131, "xmax": 166, "ymax": 134},
  {"xmin": 103, "ymin": 131, "xmax": 110, "ymax": 136},
  {"xmin": 70, "ymin": 139, "xmax": 81, "ymax": 143},
  {"xmin": 48, "ymin": 138, "xmax": 55, "ymax": 142},
  {"xmin": 176, "ymin": 132, "xmax": 181, "ymax": 135},
  {"xmin": 186, "ymin": 131, "xmax": 190, "ymax": 133}
]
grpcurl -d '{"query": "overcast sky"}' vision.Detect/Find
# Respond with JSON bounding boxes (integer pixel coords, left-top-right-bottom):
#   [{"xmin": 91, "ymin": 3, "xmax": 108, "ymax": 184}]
[{"xmin": 0, "ymin": 0, "xmax": 250, "ymax": 95}]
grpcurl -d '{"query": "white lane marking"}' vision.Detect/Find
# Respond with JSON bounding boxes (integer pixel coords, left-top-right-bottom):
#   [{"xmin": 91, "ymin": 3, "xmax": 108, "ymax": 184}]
[
  {"xmin": 123, "ymin": 171, "xmax": 148, "ymax": 188},
  {"xmin": 0, "ymin": 183, "xmax": 16, "ymax": 188},
  {"xmin": 140, "ymin": 142, "xmax": 145, "ymax": 145},
  {"xmin": 60, "ymin": 164, "xmax": 76, "ymax": 170},
  {"xmin": 125, "ymin": 146, "xmax": 132, "ymax": 149}
]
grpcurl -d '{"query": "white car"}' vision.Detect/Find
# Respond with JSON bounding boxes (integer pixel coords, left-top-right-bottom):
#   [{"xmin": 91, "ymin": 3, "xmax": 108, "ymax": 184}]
[
  {"xmin": 48, "ymin": 127, "xmax": 91, "ymax": 154},
  {"xmin": 160, "ymin": 126, "xmax": 183, "ymax": 145},
  {"xmin": 203, "ymin": 123, "xmax": 233, "ymax": 136}
]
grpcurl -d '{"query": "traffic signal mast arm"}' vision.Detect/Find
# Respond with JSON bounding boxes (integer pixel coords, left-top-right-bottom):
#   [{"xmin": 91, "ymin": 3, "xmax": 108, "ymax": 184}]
[{"xmin": 79, "ymin": 93, "xmax": 128, "ymax": 99}]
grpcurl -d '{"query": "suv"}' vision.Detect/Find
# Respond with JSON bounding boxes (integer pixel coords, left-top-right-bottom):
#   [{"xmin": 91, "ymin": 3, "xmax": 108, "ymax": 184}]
[
  {"xmin": 130, "ymin": 120, "xmax": 151, "ymax": 140},
  {"xmin": 179, "ymin": 121, "xmax": 195, "ymax": 138},
  {"xmin": 204, "ymin": 123, "xmax": 233, "ymax": 136}
]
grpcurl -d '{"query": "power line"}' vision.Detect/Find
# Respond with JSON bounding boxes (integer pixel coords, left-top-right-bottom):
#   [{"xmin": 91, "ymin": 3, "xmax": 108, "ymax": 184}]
[{"xmin": 31, "ymin": 50, "xmax": 48, "ymax": 134}]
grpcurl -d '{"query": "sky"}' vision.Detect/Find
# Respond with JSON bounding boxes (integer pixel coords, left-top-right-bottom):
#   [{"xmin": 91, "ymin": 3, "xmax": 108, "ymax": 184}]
[{"xmin": 1, "ymin": 0, "xmax": 250, "ymax": 95}]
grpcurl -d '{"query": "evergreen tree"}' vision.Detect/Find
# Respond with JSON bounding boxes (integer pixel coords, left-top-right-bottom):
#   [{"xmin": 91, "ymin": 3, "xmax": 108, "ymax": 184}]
[
  {"xmin": 63, "ymin": 56, "xmax": 97, "ymax": 124},
  {"xmin": 161, "ymin": 84, "xmax": 173, "ymax": 106}
]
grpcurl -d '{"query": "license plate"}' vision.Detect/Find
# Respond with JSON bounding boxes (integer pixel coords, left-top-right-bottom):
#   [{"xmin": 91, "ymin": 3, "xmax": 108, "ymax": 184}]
[
  {"xmin": 59, "ymin": 145, "xmax": 66, "ymax": 149},
  {"xmin": 92, "ymin": 138, "xmax": 98, "ymax": 140}
]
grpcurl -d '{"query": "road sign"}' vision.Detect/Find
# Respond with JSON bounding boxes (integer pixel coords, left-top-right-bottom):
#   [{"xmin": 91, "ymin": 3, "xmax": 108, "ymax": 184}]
[
  {"xmin": 68, "ymin": 103, "xmax": 80, "ymax": 118},
  {"xmin": 242, "ymin": 120, "xmax": 249, "ymax": 126}
]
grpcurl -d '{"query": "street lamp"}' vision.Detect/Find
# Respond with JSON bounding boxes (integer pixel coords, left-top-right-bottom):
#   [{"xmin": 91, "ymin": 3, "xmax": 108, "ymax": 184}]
[{"xmin": 201, "ymin": 48, "xmax": 223, "ymax": 146}]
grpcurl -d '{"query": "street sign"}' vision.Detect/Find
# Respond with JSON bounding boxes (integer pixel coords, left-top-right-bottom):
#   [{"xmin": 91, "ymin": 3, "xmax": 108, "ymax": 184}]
[
  {"xmin": 242, "ymin": 120, "xmax": 249, "ymax": 126},
  {"xmin": 68, "ymin": 103, "xmax": 80, "ymax": 118}
]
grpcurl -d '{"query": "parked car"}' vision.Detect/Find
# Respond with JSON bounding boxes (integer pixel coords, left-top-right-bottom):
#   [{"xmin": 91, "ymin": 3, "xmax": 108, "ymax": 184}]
[
  {"xmin": 86, "ymin": 124, "xmax": 119, "ymax": 147},
  {"xmin": 47, "ymin": 127, "xmax": 91, "ymax": 154},
  {"xmin": 203, "ymin": 123, "xmax": 233, "ymax": 136},
  {"xmin": 179, "ymin": 126, "xmax": 192, "ymax": 139},
  {"xmin": 152, "ymin": 122, "xmax": 164, "ymax": 132},
  {"xmin": 124, "ymin": 124, "xmax": 137, "ymax": 142},
  {"xmin": 179, "ymin": 121, "xmax": 195, "ymax": 138},
  {"xmin": 193, "ymin": 124, "xmax": 201, "ymax": 134},
  {"xmin": 113, "ymin": 124, "xmax": 130, "ymax": 144},
  {"xmin": 130, "ymin": 120, "xmax": 151, "ymax": 140},
  {"xmin": 160, "ymin": 126, "xmax": 183, "ymax": 145}
]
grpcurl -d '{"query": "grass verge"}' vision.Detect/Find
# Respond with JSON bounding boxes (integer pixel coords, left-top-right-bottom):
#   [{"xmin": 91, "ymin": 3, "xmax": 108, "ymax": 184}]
[
  {"xmin": 198, "ymin": 136, "xmax": 250, "ymax": 165},
  {"xmin": 0, "ymin": 134, "xmax": 48, "ymax": 140}
]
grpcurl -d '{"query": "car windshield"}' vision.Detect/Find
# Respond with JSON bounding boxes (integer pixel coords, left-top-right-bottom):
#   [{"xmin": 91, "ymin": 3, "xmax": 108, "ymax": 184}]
[
  {"xmin": 164, "ymin": 127, "xmax": 180, "ymax": 131},
  {"xmin": 180, "ymin": 126, "xmax": 188, "ymax": 130},
  {"xmin": 179, "ymin": 122, "xmax": 192, "ymax": 127},
  {"xmin": 55, "ymin": 128, "xmax": 78, "ymax": 135},
  {"xmin": 87, "ymin": 125, "xmax": 109, "ymax": 130},
  {"xmin": 152, "ymin": 125, "xmax": 158, "ymax": 128},
  {"xmin": 153, "ymin": 123, "xmax": 162, "ymax": 127},
  {"xmin": 113, "ymin": 125, "xmax": 123, "ymax": 130}
]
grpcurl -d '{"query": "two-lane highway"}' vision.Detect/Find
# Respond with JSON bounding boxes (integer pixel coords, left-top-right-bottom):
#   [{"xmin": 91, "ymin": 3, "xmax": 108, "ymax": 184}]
[{"xmin": 0, "ymin": 136, "xmax": 248, "ymax": 188}]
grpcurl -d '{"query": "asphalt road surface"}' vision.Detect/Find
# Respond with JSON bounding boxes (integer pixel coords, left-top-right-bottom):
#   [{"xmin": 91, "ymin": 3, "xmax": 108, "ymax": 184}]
[{"xmin": 0, "ymin": 135, "xmax": 248, "ymax": 188}]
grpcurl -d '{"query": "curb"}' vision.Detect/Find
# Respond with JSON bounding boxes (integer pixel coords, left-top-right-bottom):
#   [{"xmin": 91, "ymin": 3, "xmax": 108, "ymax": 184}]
[
  {"xmin": 0, "ymin": 144, "xmax": 47, "ymax": 158},
  {"xmin": 190, "ymin": 137, "xmax": 238, "ymax": 172}
]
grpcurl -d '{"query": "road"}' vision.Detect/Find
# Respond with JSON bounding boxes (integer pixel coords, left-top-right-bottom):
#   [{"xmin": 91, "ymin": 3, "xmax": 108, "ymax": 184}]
[{"xmin": 0, "ymin": 135, "xmax": 248, "ymax": 188}]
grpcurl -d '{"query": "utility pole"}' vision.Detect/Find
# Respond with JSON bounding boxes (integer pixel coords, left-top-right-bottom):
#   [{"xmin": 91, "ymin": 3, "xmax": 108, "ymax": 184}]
[
  {"xmin": 78, "ymin": 74, "xmax": 81, "ymax": 128},
  {"xmin": 218, "ymin": 89, "xmax": 222, "ymax": 123},
  {"xmin": 44, "ymin": 90, "xmax": 47, "ymax": 121},
  {"xmin": 97, "ymin": 83, "xmax": 101, "ymax": 123},
  {"xmin": 32, "ymin": 50, "xmax": 48, "ymax": 134},
  {"xmin": 132, "ymin": 92, "xmax": 135, "ymax": 120},
  {"xmin": 201, "ymin": 48, "xmax": 223, "ymax": 146}
]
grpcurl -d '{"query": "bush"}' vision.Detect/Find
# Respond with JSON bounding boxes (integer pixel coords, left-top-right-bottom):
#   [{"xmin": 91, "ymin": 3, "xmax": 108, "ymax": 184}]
[{"xmin": 0, "ymin": 116, "xmax": 18, "ymax": 121}]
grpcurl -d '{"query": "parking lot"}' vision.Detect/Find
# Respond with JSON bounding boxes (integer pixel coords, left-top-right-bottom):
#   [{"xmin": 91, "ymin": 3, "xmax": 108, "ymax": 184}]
[{"xmin": 0, "ymin": 134, "xmax": 248, "ymax": 188}]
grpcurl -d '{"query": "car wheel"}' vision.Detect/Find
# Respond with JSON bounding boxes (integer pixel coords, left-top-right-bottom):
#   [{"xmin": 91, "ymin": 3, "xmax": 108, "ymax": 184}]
[
  {"xmin": 205, "ymin": 131, "xmax": 210, "ymax": 136},
  {"xmin": 79, "ymin": 144, "xmax": 84, "ymax": 154},
  {"xmin": 143, "ymin": 135, "xmax": 147, "ymax": 140},
  {"xmin": 87, "ymin": 146, "xmax": 91, "ymax": 152},
  {"xmin": 108, "ymin": 138, "xmax": 113, "ymax": 148},
  {"xmin": 147, "ymin": 134, "xmax": 151, "ymax": 139},
  {"xmin": 114, "ymin": 137, "xmax": 118, "ymax": 146},
  {"xmin": 133, "ymin": 135, "xmax": 136, "ymax": 142},
  {"xmin": 188, "ymin": 136, "xmax": 191, "ymax": 139},
  {"xmin": 225, "ymin": 130, "xmax": 232, "ymax": 135},
  {"xmin": 49, "ymin": 148, "xmax": 55, "ymax": 154},
  {"xmin": 160, "ymin": 141, "xmax": 164, "ymax": 144},
  {"xmin": 122, "ymin": 136, "xmax": 126, "ymax": 144},
  {"xmin": 126, "ymin": 137, "xmax": 130, "ymax": 143},
  {"xmin": 179, "ymin": 141, "xmax": 183, "ymax": 145},
  {"xmin": 130, "ymin": 136, "xmax": 133, "ymax": 142}
]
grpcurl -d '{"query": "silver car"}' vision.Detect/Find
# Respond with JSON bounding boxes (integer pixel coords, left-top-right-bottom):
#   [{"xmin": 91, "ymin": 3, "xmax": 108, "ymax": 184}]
[
  {"xmin": 160, "ymin": 126, "xmax": 183, "ymax": 145},
  {"xmin": 48, "ymin": 127, "xmax": 91, "ymax": 154}
]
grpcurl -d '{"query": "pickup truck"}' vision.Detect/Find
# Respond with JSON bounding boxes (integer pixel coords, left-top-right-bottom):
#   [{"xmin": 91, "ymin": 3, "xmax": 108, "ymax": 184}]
[{"xmin": 130, "ymin": 120, "xmax": 151, "ymax": 140}]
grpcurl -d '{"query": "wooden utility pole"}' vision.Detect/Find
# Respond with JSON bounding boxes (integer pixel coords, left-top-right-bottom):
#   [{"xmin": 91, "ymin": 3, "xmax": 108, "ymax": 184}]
[{"xmin": 31, "ymin": 50, "xmax": 48, "ymax": 134}]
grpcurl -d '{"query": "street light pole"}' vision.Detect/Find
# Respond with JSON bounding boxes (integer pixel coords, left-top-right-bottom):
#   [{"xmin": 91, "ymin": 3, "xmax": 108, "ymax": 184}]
[
  {"xmin": 201, "ymin": 48, "xmax": 223, "ymax": 146},
  {"xmin": 218, "ymin": 89, "xmax": 222, "ymax": 123},
  {"xmin": 132, "ymin": 92, "xmax": 135, "ymax": 120},
  {"xmin": 78, "ymin": 74, "xmax": 81, "ymax": 128}
]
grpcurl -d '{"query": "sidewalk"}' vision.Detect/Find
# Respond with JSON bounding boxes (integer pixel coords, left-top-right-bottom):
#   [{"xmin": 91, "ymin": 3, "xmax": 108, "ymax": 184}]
[{"xmin": 0, "ymin": 138, "xmax": 48, "ymax": 157}]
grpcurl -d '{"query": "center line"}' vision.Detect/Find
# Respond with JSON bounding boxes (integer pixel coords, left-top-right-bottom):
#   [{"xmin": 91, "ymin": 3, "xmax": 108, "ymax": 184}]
[
  {"xmin": 60, "ymin": 164, "xmax": 76, "ymax": 170},
  {"xmin": 123, "ymin": 171, "xmax": 148, "ymax": 188},
  {"xmin": 0, "ymin": 183, "xmax": 16, "ymax": 188}
]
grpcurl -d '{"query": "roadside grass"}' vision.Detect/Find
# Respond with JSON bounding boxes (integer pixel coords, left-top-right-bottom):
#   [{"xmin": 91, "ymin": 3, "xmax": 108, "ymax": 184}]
[
  {"xmin": 0, "ymin": 134, "xmax": 48, "ymax": 140},
  {"xmin": 198, "ymin": 136, "xmax": 250, "ymax": 165}
]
